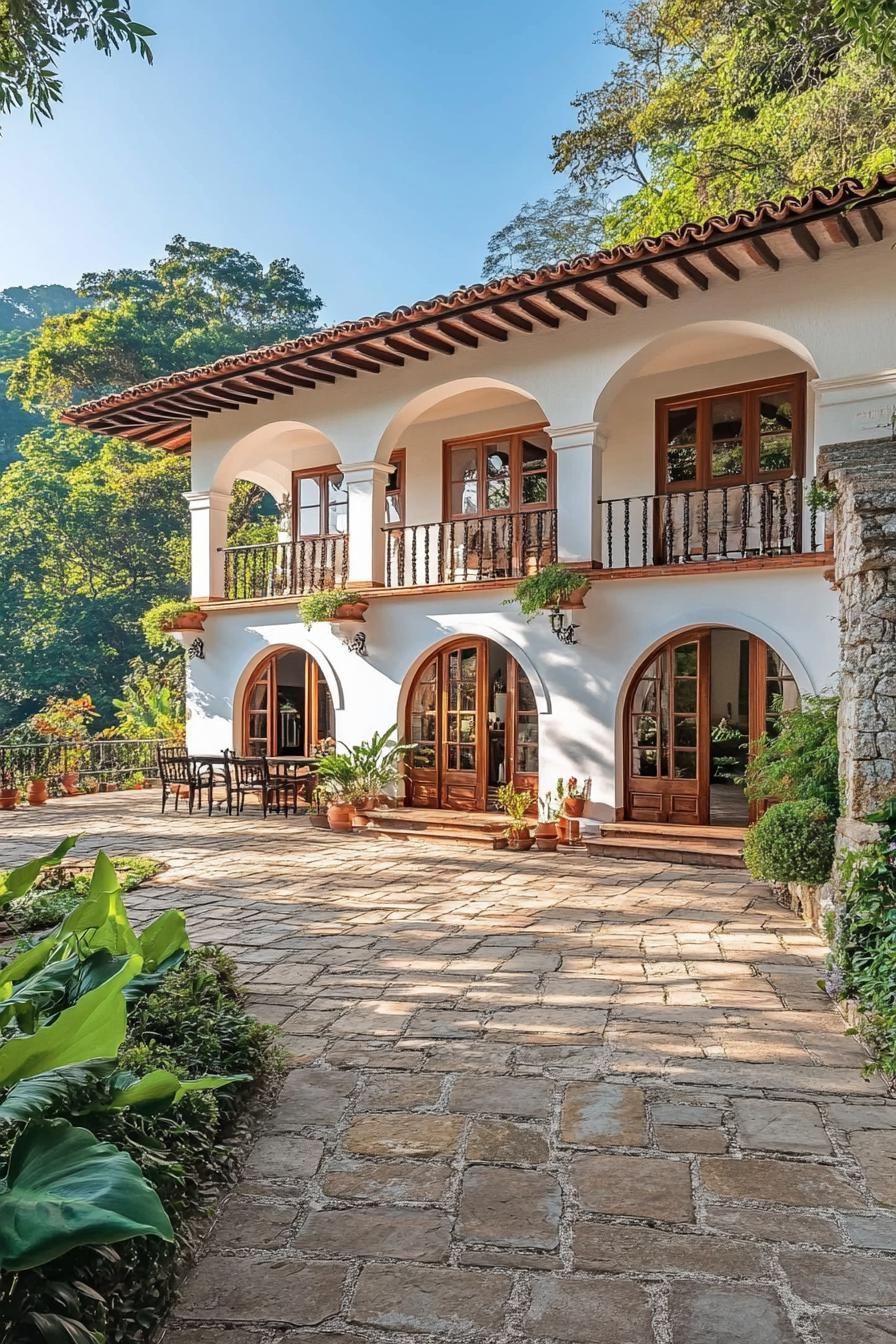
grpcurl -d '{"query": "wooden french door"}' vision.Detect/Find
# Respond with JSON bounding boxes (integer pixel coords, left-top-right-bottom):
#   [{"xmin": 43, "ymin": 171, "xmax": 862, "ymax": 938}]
[
  {"xmin": 243, "ymin": 652, "xmax": 334, "ymax": 756},
  {"xmin": 406, "ymin": 641, "xmax": 540, "ymax": 811},
  {"xmin": 624, "ymin": 629, "xmax": 799, "ymax": 825}
]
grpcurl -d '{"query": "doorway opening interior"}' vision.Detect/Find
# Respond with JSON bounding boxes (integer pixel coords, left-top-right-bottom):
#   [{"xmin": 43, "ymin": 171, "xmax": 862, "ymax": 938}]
[
  {"xmin": 626, "ymin": 626, "xmax": 799, "ymax": 826},
  {"xmin": 244, "ymin": 649, "xmax": 335, "ymax": 756},
  {"xmin": 406, "ymin": 638, "xmax": 538, "ymax": 812}
]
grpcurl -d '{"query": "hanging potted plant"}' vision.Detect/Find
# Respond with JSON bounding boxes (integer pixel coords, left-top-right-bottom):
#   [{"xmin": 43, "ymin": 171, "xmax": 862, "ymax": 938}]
[
  {"xmin": 0, "ymin": 770, "xmax": 20, "ymax": 810},
  {"xmin": 299, "ymin": 588, "xmax": 368, "ymax": 629},
  {"xmin": 506, "ymin": 563, "xmax": 590, "ymax": 622},
  {"xmin": 535, "ymin": 791, "xmax": 561, "ymax": 853},
  {"xmin": 141, "ymin": 598, "xmax": 206, "ymax": 646},
  {"xmin": 497, "ymin": 783, "xmax": 534, "ymax": 851},
  {"xmin": 26, "ymin": 775, "xmax": 49, "ymax": 806}
]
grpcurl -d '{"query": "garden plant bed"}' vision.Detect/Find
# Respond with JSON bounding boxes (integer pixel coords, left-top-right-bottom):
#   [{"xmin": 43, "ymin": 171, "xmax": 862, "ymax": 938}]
[
  {"xmin": 0, "ymin": 855, "xmax": 165, "ymax": 939},
  {"xmin": 0, "ymin": 838, "xmax": 285, "ymax": 1344}
]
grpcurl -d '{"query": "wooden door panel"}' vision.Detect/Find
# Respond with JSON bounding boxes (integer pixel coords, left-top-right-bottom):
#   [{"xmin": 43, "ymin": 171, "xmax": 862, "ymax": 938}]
[{"xmin": 624, "ymin": 633, "xmax": 710, "ymax": 825}]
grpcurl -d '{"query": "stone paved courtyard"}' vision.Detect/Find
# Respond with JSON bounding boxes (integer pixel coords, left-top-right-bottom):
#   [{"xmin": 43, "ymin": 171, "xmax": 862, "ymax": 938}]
[{"xmin": 2, "ymin": 793, "xmax": 896, "ymax": 1343}]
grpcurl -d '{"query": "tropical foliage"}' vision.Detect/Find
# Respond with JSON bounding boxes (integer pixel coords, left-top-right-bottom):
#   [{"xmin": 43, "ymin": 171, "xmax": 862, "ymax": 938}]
[
  {"xmin": 315, "ymin": 725, "xmax": 413, "ymax": 804},
  {"xmin": 745, "ymin": 695, "xmax": 841, "ymax": 813},
  {"xmin": 484, "ymin": 0, "xmax": 896, "ymax": 275},
  {"xmin": 0, "ymin": 838, "xmax": 282, "ymax": 1342}
]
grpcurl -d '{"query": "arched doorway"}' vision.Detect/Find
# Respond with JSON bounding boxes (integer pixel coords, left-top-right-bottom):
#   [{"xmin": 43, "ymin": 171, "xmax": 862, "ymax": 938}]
[
  {"xmin": 624, "ymin": 628, "xmax": 799, "ymax": 826},
  {"xmin": 405, "ymin": 638, "xmax": 539, "ymax": 812},
  {"xmin": 243, "ymin": 649, "xmax": 335, "ymax": 756}
]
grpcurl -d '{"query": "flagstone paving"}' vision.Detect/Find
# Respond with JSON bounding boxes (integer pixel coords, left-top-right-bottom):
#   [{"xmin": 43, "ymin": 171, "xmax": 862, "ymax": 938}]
[{"xmin": 3, "ymin": 793, "xmax": 896, "ymax": 1343}]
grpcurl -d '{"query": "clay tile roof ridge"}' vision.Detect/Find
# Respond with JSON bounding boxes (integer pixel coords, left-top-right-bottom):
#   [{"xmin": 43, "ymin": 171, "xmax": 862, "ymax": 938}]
[{"xmin": 61, "ymin": 170, "xmax": 896, "ymax": 425}]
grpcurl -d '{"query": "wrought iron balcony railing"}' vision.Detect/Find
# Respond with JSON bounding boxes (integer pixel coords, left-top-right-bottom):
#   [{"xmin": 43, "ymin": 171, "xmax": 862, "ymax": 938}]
[
  {"xmin": 221, "ymin": 536, "xmax": 348, "ymax": 600},
  {"xmin": 597, "ymin": 478, "xmax": 824, "ymax": 570},
  {"xmin": 384, "ymin": 508, "xmax": 557, "ymax": 587}
]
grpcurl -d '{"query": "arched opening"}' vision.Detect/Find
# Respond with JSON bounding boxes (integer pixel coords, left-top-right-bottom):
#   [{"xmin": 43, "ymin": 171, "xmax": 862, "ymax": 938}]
[
  {"xmin": 242, "ymin": 648, "xmax": 336, "ymax": 757},
  {"xmin": 623, "ymin": 626, "xmax": 799, "ymax": 827},
  {"xmin": 404, "ymin": 637, "xmax": 539, "ymax": 812}
]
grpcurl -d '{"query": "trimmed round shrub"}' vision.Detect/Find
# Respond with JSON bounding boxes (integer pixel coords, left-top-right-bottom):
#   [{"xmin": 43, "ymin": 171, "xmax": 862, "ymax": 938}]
[{"xmin": 743, "ymin": 800, "xmax": 836, "ymax": 885}]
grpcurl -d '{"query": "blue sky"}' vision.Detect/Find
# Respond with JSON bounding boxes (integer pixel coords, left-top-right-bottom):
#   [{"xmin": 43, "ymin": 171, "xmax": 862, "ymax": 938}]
[{"xmin": 0, "ymin": 1, "xmax": 611, "ymax": 324}]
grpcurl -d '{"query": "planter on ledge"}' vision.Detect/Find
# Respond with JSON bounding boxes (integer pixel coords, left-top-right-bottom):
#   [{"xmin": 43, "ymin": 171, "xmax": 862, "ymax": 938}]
[
  {"xmin": 161, "ymin": 610, "xmax": 206, "ymax": 634},
  {"xmin": 548, "ymin": 583, "xmax": 590, "ymax": 611}
]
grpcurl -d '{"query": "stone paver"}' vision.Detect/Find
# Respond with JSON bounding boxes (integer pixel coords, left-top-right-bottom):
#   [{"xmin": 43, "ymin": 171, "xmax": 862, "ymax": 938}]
[{"xmin": 3, "ymin": 794, "xmax": 894, "ymax": 1344}]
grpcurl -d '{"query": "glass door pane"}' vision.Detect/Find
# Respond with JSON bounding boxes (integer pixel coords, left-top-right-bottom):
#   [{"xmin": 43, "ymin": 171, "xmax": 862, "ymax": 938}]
[
  {"xmin": 445, "ymin": 646, "xmax": 478, "ymax": 773},
  {"xmin": 450, "ymin": 444, "xmax": 479, "ymax": 516},
  {"xmin": 410, "ymin": 658, "xmax": 438, "ymax": 769},
  {"xmin": 710, "ymin": 395, "xmax": 745, "ymax": 479},
  {"xmin": 672, "ymin": 642, "xmax": 700, "ymax": 779},
  {"xmin": 247, "ymin": 675, "xmax": 270, "ymax": 756},
  {"xmin": 513, "ymin": 669, "xmax": 539, "ymax": 775}
]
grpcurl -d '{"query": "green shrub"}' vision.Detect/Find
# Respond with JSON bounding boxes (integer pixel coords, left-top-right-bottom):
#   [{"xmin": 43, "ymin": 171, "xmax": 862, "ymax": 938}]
[
  {"xmin": 745, "ymin": 694, "xmax": 840, "ymax": 812},
  {"xmin": 743, "ymin": 800, "xmax": 836, "ymax": 885},
  {"xmin": 827, "ymin": 796, "xmax": 896, "ymax": 1079}
]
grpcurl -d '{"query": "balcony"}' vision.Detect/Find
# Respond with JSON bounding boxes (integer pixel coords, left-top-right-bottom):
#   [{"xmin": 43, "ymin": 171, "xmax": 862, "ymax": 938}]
[
  {"xmin": 384, "ymin": 507, "xmax": 557, "ymax": 588},
  {"xmin": 597, "ymin": 478, "xmax": 825, "ymax": 571},
  {"xmin": 222, "ymin": 536, "xmax": 348, "ymax": 600}
]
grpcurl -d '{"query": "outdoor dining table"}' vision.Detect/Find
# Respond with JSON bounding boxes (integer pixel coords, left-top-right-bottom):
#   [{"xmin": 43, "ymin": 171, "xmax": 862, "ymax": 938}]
[{"xmin": 265, "ymin": 756, "xmax": 319, "ymax": 810}]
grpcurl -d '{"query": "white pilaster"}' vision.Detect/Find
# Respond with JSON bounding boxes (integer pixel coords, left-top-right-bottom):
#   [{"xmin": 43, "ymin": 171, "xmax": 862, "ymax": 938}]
[
  {"xmin": 812, "ymin": 370, "xmax": 896, "ymax": 465},
  {"xmin": 341, "ymin": 461, "xmax": 392, "ymax": 588},
  {"xmin": 184, "ymin": 489, "xmax": 230, "ymax": 600},
  {"xmin": 548, "ymin": 421, "xmax": 604, "ymax": 565}
]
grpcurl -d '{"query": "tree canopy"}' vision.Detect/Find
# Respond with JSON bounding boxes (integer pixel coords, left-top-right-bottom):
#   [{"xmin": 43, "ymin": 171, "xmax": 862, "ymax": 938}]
[
  {"xmin": 1, "ymin": 239, "xmax": 322, "ymax": 734},
  {"xmin": 483, "ymin": 0, "xmax": 896, "ymax": 276},
  {"xmin": 0, "ymin": 0, "xmax": 154, "ymax": 128},
  {"xmin": 11, "ymin": 236, "xmax": 323, "ymax": 411}
]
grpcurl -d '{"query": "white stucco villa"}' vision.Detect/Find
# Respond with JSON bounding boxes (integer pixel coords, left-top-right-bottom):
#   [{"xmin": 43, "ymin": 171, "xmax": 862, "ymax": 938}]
[{"xmin": 64, "ymin": 174, "xmax": 896, "ymax": 855}]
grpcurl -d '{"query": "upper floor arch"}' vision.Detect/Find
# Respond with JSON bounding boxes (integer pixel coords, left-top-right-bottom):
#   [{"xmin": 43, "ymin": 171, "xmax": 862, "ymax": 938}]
[
  {"xmin": 193, "ymin": 418, "xmax": 340, "ymax": 497},
  {"xmin": 374, "ymin": 376, "xmax": 553, "ymax": 465}
]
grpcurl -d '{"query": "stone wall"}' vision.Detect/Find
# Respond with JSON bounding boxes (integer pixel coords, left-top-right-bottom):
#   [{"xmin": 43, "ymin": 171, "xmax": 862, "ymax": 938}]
[{"xmin": 818, "ymin": 436, "xmax": 896, "ymax": 826}]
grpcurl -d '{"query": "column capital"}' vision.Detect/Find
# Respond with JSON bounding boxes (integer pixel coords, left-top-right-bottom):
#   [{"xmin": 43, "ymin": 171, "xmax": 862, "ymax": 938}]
[
  {"xmin": 339, "ymin": 460, "xmax": 394, "ymax": 484},
  {"xmin": 547, "ymin": 421, "xmax": 603, "ymax": 451},
  {"xmin": 183, "ymin": 488, "xmax": 231, "ymax": 512}
]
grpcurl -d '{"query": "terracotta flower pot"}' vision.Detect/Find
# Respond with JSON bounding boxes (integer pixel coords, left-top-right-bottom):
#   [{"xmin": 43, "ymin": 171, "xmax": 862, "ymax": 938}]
[
  {"xmin": 564, "ymin": 797, "xmax": 585, "ymax": 818},
  {"xmin": 309, "ymin": 811, "xmax": 330, "ymax": 829},
  {"xmin": 506, "ymin": 829, "xmax": 533, "ymax": 851},
  {"xmin": 327, "ymin": 802, "xmax": 354, "ymax": 832},
  {"xmin": 556, "ymin": 583, "xmax": 590, "ymax": 610},
  {"xmin": 534, "ymin": 821, "xmax": 558, "ymax": 853},
  {"xmin": 353, "ymin": 796, "xmax": 377, "ymax": 827},
  {"xmin": 61, "ymin": 769, "xmax": 80, "ymax": 796},
  {"xmin": 26, "ymin": 779, "xmax": 48, "ymax": 806},
  {"xmin": 331, "ymin": 600, "xmax": 368, "ymax": 623},
  {"xmin": 162, "ymin": 610, "xmax": 205, "ymax": 633},
  {"xmin": 556, "ymin": 815, "xmax": 569, "ymax": 844},
  {"xmin": 0, "ymin": 787, "xmax": 20, "ymax": 810}
]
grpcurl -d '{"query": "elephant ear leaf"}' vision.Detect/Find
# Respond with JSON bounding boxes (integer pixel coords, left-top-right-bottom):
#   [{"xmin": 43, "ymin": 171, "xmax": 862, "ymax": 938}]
[
  {"xmin": 59, "ymin": 853, "xmax": 140, "ymax": 958},
  {"xmin": 0, "ymin": 1060, "xmax": 118, "ymax": 1125},
  {"xmin": 105, "ymin": 1068, "xmax": 251, "ymax": 1113},
  {"xmin": 138, "ymin": 909, "xmax": 189, "ymax": 972},
  {"xmin": 0, "ymin": 836, "xmax": 80, "ymax": 909},
  {"xmin": 0, "ymin": 1118, "xmax": 174, "ymax": 1271},
  {"xmin": 0, "ymin": 955, "xmax": 140, "ymax": 1089}
]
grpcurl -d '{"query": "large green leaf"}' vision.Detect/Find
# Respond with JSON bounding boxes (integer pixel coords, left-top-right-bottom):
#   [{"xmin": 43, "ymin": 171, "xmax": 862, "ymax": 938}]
[
  {"xmin": 104, "ymin": 1067, "xmax": 251, "ymax": 1113},
  {"xmin": 0, "ymin": 1118, "xmax": 174, "ymax": 1271},
  {"xmin": 0, "ymin": 1060, "xmax": 117, "ymax": 1125},
  {"xmin": 0, "ymin": 955, "xmax": 81, "ymax": 1034},
  {"xmin": 0, "ymin": 955, "xmax": 140, "ymax": 1088},
  {"xmin": 0, "ymin": 837, "xmax": 80, "ymax": 909},
  {"xmin": 0, "ymin": 929, "xmax": 62, "ymax": 1000},
  {"xmin": 123, "ymin": 949, "xmax": 187, "ymax": 1003},
  {"xmin": 138, "ymin": 908, "xmax": 189, "ymax": 971},
  {"xmin": 58, "ymin": 852, "xmax": 140, "ymax": 959}
]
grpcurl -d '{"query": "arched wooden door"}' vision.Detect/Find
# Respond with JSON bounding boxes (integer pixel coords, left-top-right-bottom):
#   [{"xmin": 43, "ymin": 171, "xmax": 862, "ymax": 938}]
[
  {"xmin": 243, "ymin": 650, "xmax": 334, "ymax": 756},
  {"xmin": 624, "ymin": 629, "xmax": 798, "ymax": 825},
  {"xmin": 406, "ymin": 640, "xmax": 539, "ymax": 811}
]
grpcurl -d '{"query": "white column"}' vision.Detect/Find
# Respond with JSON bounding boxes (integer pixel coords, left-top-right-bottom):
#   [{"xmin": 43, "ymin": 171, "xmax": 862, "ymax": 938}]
[
  {"xmin": 341, "ymin": 461, "xmax": 391, "ymax": 588},
  {"xmin": 812, "ymin": 371, "xmax": 896, "ymax": 465},
  {"xmin": 184, "ymin": 489, "xmax": 230, "ymax": 600},
  {"xmin": 548, "ymin": 421, "xmax": 604, "ymax": 565}
]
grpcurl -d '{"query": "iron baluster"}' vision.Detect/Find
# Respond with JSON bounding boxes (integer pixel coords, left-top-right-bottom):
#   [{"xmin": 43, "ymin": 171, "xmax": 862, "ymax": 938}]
[
  {"xmin": 793, "ymin": 477, "xmax": 804, "ymax": 553},
  {"xmin": 438, "ymin": 522, "xmax": 445, "ymax": 583},
  {"xmin": 410, "ymin": 525, "xmax": 418, "ymax": 585},
  {"xmin": 720, "ymin": 488, "xmax": 729, "ymax": 558},
  {"xmin": 740, "ymin": 485, "xmax": 749, "ymax": 555},
  {"xmin": 701, "ymin": 489, "xmax": 709, "ymax": 562},
  {"xmin": 606, "ymin": 499, "xmax": 613, "ymax": 569},
  {"xmin": 682, "ymin": 492, "xmax": 691, "ymax": 562},
  {"xmin": 759, "ymin": 486, "xmax": 768, "ymax": 555},
  {"xmin": 664, "ymin": 494, "xmax": 673, "ymax": 563},
  {"xmin": 642, "ymin": 496, "xmax": 649, "ymax": 566},
  {"xmin": 623, "ymin": 498, "xmax": 630, "ymax": 567}
]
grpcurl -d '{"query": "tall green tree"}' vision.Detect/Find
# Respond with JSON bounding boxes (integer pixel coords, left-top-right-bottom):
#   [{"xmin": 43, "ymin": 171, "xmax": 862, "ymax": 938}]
[
  {"xmin": 0, "ymin": 0, "xmax": 154, "ymax": 128},
  {"xmin": 0, "ymin": 285, "xmax": 81, "ymax": 469},
  {"xmin": 1, "ymin": 241, "xmax": 322, "ymax": 732},
  {"xmin": 483, "ymin": 0, "xmax": 896, "ymax": 276}
]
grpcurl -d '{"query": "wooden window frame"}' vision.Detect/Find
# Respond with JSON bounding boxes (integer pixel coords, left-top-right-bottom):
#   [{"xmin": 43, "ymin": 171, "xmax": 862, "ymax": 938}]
[
  {"xmin": 442, "ymin": 423, "xmax": 553, "ymax": 522},
  {"xmin": 655, "ymin": 373, "xmax": 806, "ymax": 495},
  {"xmin": 291, "ymin": 465, "xmax": 349, "ymax": 541},
  {"xmin": 385, "ymin": 448, "xmax": 405, "ymax": 528},
  {"xmin": 242, "ymin": 650, "xmax": 334, "ymax": 756}
]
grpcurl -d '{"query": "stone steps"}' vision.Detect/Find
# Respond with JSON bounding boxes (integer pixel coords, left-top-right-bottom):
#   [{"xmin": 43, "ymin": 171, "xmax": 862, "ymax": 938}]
[{"xmin": 586, "ymin": 821, "xmax": 746, "ymax": 869}]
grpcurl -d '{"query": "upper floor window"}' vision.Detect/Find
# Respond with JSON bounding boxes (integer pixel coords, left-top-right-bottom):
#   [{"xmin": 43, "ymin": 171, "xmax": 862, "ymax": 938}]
[
  {"xmin": 385, "ymin": 449, "xmax": 405, "ymax": 526},
  {"xmin": 293, "ymin": 467, "xmax": 348, "ymax": 539},
  {"xmin": 444, "ymin": 426, "xmax": 553, "ymax": 519},
  {"xmin": 657, "ymin": 374, "xmax": 805, "ymax": 493}
]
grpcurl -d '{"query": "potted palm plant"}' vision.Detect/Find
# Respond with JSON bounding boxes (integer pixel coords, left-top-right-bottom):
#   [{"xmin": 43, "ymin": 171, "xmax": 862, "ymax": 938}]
[
  {"xmin": 346, "ymin": 725, "xmax": 413, "ymax": 814},
  {"xmin": 497, "ymin": 783, "xmax": 534, "ymax": 851},
  {"xmin": 314, "ymin": 751, "xmax": 363, "ymax": 831}
]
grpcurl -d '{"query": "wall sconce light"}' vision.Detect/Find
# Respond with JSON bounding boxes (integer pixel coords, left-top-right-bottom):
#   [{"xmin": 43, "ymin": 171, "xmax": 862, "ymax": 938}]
[
  {"xmin": 188, "ymin": 637, "xmax": 205, "ymax": 660},
  {"xmin": 343, "ymin": 631, "xmax": 368, "ymax": 657},
  {"xmin": 549, "ymin": 606, "xmax": 578, "ymax": 645}
]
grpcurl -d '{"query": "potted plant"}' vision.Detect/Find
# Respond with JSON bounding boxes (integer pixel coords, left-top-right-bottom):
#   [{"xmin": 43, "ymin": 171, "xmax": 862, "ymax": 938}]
[
  {"xmin": 535, "ymin": 791, "xmax": 561, "ymax": 852},
  {"xmin": 299, "ymin": 588, "xmax": 369, "ymax": 629},
  {"xmin": 308, "ymin": 784, "xmax": 331, "ymax": 829},
  {"xmin": 344, "ymin": 725, "xmax": 413, "ymax": 813},
  {"xmin": 0, "ymin": 771, "xmax": 20, "ymax": 810},
  {"xmin": 80, "ymin": 776, "xmax": 100, "ymax": 794},
  {"xmin": 560, "ymin": 775, "xmax": 591, "ymax": 818},
  {"xmin": 497, "ymin": 782, "xmax": 534, "ymax": 851},
  {"xmin": 314, "ymin": 751, "xmax": 363, "ymax": 831},
  {"xmin": 60, "ymin": 767, "xmax": 80, "ymax": 796},
  {"xmin": 141, "ymin": 598, "xmax": 205, "ymax": 647},
  {"xmin": 124, "ymin": 771, "xmax": 146, "ymax": 790},
  {"xmin": 506, "ymin": 563, "xmax": 591, "ymax": 622},
  {"xmin": 26, "ymin": 776, "xmax": 48, "ymax": 806}
]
